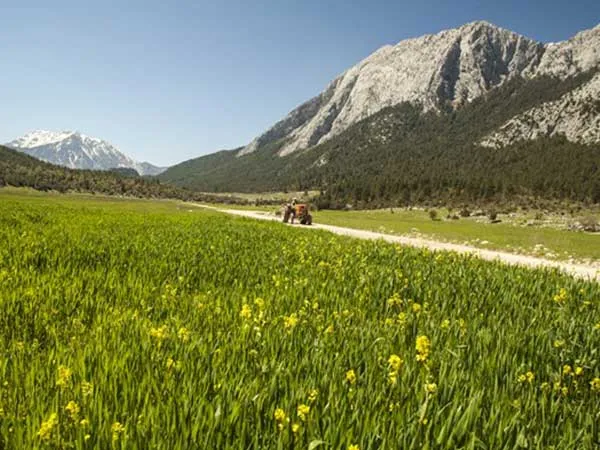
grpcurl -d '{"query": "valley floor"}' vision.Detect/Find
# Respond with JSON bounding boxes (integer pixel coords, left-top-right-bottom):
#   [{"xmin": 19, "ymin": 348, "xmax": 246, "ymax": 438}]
[{"xmin": 195, "ymin": 205, "xmax": 600, "ymax": 282}]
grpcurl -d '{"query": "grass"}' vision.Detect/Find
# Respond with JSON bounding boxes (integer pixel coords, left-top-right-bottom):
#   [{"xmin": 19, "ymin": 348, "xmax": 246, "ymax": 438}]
[
  {"xmin": 1, "ymin": 190, "xmax": 600, "ymax": 449},
  {"xmin": 311, "ymin": 209, "xmax": 600, "ymax": 263}
]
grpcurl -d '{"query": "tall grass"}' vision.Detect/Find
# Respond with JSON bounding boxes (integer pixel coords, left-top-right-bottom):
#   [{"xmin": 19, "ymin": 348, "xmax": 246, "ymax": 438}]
[{"xmin": 0, "ymin": 195, "xmax": 599, "ymax": 449}]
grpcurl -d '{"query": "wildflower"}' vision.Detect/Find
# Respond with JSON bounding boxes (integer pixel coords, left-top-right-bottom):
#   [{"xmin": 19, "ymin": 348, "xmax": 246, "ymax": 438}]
[
  {"xmin": 325, "ymin": 324, "xmax": 334, "ymax": 334},
  {"xmin": 387, "ymin": 294, "xmax": 401, "ymax": 307},
  {"xmin": 415, "ymin": 335, "xmax": 431, "ymax": 362},
  {"xmin": 65, "ymin": 401, "xmax": 79, "ymax": 420},
  {"xmin": 177, "ymin": 327, "xmax": 190, "ymax": 342},
  {"xmin": 37, "ymin": 413, "xmax": 58, "ymax": 441},
  {"xmin": 594, "ymin": 322, "xmax": 600, "ymax": 330},
  {"xmin": 292, "ymin": 423, "xmax": 301, "ymax": 433},
  {"xmin": 84, "ymin": 434, "xmax": 91, "ymax": 441},
  {"xmin": 590, "ymin": 378, "xmax": 600, "ymax": 392},
  {"xmin": 297, "ymin": 404, "xmax": 310, "ymax": 421},
  {"xmin": 561, "ymin": 386, "xmax": 568, "ymax": 396},
  {"xmin": 345, "ymin": 369, "xmax": 357, "ymax": 385},
  {"xmin": 81, "ymin": 381, "xmax": 94, "ymax": 397},
  {"xmin": 308, "ymin": 389, "xmax": 319, "ymax": 403},
  {"xmin": 149, "ymin": 325, "xmax": 168, "ymax": 340},
  {"xmin": 397, "ymin": 312, "xmax": 407, "ymax": 326},
  {"xmin": 388, "ymin": 371, "xmax": 398, "ymax": 386},
  {"xmin": 240, "ymin": 304, "xmax": 252, "ymax": 320},
  {"xmin": 384, "ymin": 318, "xmax": 395, "ymax": 326},
  {"xmin": 440, "ymin": 319, "xmax": 450, "ymax": 330},
  {"xmin": 575, "ymin": 366, "xmax": 584, "ymax": 376},
  {"xmin": 425, "ymin": 383, "xmax": 437, "ymax": 394},
  {"xmin": 283, "ymin": 314, "xmax": 299, "ymax": 331},
  {"xmin": 254, "ymin": 297, "xmax": 265, "ymax": 310},
  {"xmin": 540, "ymin": 382, "xmax": 550, "ymax": 391},
  {"xmin": 553, "ymin": 288, "xmax": 568, "ymax": 304},
  {"xmin": 412, "ymin": 303, "xmax": 422, "ymax": 314},
  {"xmin": 80, "ymin": 418, "xmax": 90, "ymax": 427},
  {"xmin": 56, "ymin": 366, "xmax": 72, "ymax": 388},
  {"xmin": 111, "ymin": 422, "xmax": 126, "ymax": 441},
  {"xmin": 348, "ymin": 445, "xmax": 360, "ymax": 450},
  {"xmin": 274, "ymin": 408, "xmax": 288, "ymax": 431},
  {"xmin": 553, "ymin": 340, "xmax": 565, "ymax": 348},
  {"xmin": 388, "ymin": 354, "xmax": 403, "ymax": 372},
  {"xmin": 563, "ymin": 365, "xmax": 572, "ymax": 376}
]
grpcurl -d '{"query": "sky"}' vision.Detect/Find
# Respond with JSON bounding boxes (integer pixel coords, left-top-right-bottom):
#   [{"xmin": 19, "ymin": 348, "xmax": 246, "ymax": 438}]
[{"xmin": 1, "ymin": 1, "xmax": 599, "ymax": 166}]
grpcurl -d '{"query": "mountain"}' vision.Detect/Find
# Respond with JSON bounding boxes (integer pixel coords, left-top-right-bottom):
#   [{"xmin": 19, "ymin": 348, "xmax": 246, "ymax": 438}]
[
  {"xmin": 6, "ymin": 130, "xmax": 166, "ymax": 176},
  {"xmin": 159, "ymin": 21, "xmax": 600, "ymax": 206},
  {"xmin": 0, "ymin": 144, "xmax": 245, "ymax": 204}
]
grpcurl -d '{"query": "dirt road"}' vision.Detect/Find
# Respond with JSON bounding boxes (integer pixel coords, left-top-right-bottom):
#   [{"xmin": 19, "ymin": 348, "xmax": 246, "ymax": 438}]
[{"xmin": 195, "ymin": 205, "xmax": 600, "ymax": 282}]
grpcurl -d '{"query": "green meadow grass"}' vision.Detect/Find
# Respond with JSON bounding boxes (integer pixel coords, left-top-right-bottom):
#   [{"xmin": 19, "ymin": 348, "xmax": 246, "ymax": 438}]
[{"xmin": 0, "ymin": 191, "xmax": 599, "ymax": 449}]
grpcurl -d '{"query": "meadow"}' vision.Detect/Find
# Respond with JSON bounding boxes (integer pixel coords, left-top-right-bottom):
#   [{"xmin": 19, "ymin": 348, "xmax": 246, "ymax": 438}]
[{"xmin": 0, "ymin": 191, "xmax": 599, "ymax": 449}]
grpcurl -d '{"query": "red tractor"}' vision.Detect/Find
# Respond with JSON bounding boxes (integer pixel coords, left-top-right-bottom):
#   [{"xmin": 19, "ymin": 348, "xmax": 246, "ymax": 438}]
[{"xmin": 283, "ymin": 203, "xmax": 312, "ymax": 225}]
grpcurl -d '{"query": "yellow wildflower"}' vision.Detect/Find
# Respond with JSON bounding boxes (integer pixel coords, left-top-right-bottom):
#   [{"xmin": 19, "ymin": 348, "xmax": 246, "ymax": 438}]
[
  {"xmin": 254, "ymin": 298, "xmax": 265, "ymax": 310},
  {"xmin": 345, "ymin": 369, "xmax": 357, "ymax": 385},
  {"xmin": 325, "ymin": 324, "xmax": 334, "ymax": 334},
  {"xmin": 56, "ymin": 366, "xmax": 72, "ymax": 388},
  {"xmin": 240, "ymin": 304, "xmax": 252, "ymax": 320},
  {"xmin": 425, "ymin": 382, "xmax": 437, "ymax": 394},
  {"xmin": 440, "ymin": 319, "xmax": 450, "ymax": 330},
  {"xmin": 397, "ymin": 312, "xmax": 407, "ymax": 326},
  {"xmin": 575, "ymin": 366, "xmax": 584, "ymax": 376},
  {"xmin": 177, "ymin": 327, "xmax": 190, "ymax": 342},
  {"xmin": 297, "ymin": 404, "xmax": 310, "ymax": 421},
  {"xmin": 563, "ymin": 365, "xmax": 572, "ymax": 376},
  {"xmin": 590, "ymin": 378, "xmax": 600, "ymax": 392},
  {"xmin": 553, "ymin": 340, "xmax": 565, "ymax": 348},
  {"xmin": 37, "ymin": 413, "xmax": 58, "ymax": 441},
  {"xmin": 274, "ymin": 408, "xmax": 288, "ymax": 431},
  {"xmin": 149, "ymin": 325, "xmax": 168, "ymax": 340},
  {"xmin": 415, "ymin": 335, "xmax": 431, "ymax": 362},
  {"xmin": 65, "ymin": 401, "xmax": 79, "ymax": 420},
  {"xmin": 283, "ymin": 314, "xmax": 299, "ymax": 331},
  {"xmin": 348, "ymin": 445, "xmax": 360, "ymax": 450},
  {"xmin": 111, "ymin": 422, "xmax": 126, "ymax": 441},
  {"xmin": 292, "ymin": 423, "xmax": 301, "ymax": 433},
  {"xmin": 594, "ymin": 322, "xmax": 600, "ymax": 330},
  {"xmin": 308, "ymin": 389, "xmax": 319, "ymax": 403},
  {"xmin": 388, "ymin": 354, "xmax": 403, "ymax": 372},
  {"xmin": 81, "ymin": 381, "xmax": 94, "ymax": 397},
  {"xmin": 388, "ymin": 371, "xmax": 397, "ymax": 386},
  {"xmin": 274, "ymin": 408, "xmax": 286, "ymax": 422},
  {"xmin": 84, "ymin": 434, "xmax": 91, "ymax": 441},
  {"xmin": 80, "ymin": 418, "xmax": 90, "ymax": 427},
  {"xmin": 412, "ymin": 303, "xmax": 422, "ymax": 314},
  {"xmin": 553, "ymin": 288, "xmax": 568, "ymax": 304}
]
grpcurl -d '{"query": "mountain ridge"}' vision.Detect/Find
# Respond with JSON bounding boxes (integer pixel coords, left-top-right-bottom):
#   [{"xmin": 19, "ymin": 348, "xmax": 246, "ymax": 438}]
[
  {"xmin": 238, "ymin": 21, "xmax": 599, "ymax": 158},
  {"xmin": 6, "ymin": 130, "xmax": 166, "ymax": 176}
]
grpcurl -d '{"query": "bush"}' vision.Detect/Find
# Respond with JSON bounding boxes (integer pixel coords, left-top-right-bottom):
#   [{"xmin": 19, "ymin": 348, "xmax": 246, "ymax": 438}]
[{"xmin": 429, "ymin": 209, "xmax": 439, "ymax": 221}]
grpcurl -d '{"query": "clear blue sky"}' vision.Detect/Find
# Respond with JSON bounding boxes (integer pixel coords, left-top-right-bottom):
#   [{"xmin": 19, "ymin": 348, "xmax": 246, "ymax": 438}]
[{"xmin": 1, "ymin": 1, "xmax": 598, "ymax": 166}]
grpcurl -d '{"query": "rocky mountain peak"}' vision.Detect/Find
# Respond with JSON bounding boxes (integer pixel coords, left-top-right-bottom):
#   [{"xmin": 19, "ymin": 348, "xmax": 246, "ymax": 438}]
[
  {"xmin": 239, "ymin": 21, "xmax": 557, "ymax": 157},
  {"xmin": 6, "ymin": 130, "xmax": 166, "ymax": 176}
]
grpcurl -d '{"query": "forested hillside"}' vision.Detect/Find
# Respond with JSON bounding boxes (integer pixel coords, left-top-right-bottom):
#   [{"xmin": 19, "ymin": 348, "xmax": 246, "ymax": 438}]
[
  {"xmin": 159, "ymin": 72, "xmax": 600, "ymax": 207},
  {"xmin": 0, "ymin": 145, "xmax": 239, "ymax": 203}
]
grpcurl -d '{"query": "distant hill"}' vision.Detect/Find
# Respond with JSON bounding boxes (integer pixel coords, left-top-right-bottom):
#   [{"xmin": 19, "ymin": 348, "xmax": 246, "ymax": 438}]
[
  {"xmin": 159, "ymin": 21, "xmax": 600, "ymax": 207},
  {"xmin": 6, "ymin": 130, "xmax": 166, "ymax": 175},
  {"xmin": 0, "ymin": 145, "xmax": 243, "ymax": 204}
]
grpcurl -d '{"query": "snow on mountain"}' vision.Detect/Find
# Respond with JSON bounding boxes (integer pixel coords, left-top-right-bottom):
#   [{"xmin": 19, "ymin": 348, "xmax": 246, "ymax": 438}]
[
  {"xmin": 240, "ymin": 21, "xmax": 600, "ymax": 157},
  {"xmin": 6, "ymin": 130, "xmax": 166, "ymax": 176}
]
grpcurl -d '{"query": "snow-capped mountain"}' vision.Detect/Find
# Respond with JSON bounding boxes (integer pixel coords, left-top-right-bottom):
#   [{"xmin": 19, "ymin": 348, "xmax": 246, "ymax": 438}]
[
  {"xmin": 6, "ymin": 130, "xmax": 166, "ymax": 176},
  {"xmin": 240, "ymin": 21, "xmax": 600, "ymax": 157}
]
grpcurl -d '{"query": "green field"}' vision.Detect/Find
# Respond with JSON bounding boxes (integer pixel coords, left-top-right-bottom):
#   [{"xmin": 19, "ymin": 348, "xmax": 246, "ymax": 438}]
[
  {"xmin": 1, "ymin": 191, "xmax": 600, "ymax": 449},
  {"xmin": 213, "ymin": 203, "xmax": 600, "ymax": 263}
]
